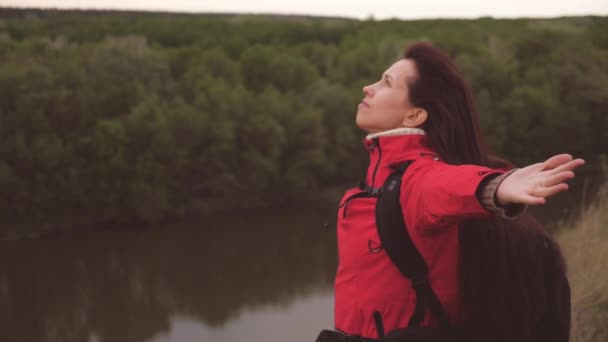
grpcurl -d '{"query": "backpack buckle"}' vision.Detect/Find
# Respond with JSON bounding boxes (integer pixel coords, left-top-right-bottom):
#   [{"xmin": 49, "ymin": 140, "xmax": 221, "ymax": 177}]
[{"xmin": 369, "ymin": 187, "xmax": 383, "ymax": 196}]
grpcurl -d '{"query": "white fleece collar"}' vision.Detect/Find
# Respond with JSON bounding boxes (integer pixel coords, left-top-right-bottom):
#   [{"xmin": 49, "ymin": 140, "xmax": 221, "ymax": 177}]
[{"xmin": 366, "ymin": 127, "xmax": 426, "ymax": 140}]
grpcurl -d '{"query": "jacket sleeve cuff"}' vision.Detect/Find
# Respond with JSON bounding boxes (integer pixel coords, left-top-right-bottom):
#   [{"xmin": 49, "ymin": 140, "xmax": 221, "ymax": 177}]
[{"xmin": 477, "ymin": 169, "xmax": 527, "ymax": 219}]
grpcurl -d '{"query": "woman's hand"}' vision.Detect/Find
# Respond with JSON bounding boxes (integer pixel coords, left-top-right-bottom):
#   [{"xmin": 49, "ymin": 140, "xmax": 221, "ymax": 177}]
[{"xmin": 496, "ymin": 154, "xmax": 586, "ymax": 205}]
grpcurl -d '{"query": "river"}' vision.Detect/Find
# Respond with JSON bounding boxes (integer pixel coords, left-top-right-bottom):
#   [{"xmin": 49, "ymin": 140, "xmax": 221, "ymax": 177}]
[{"xmin": 0, "ymin": 173, "xmax": 603, "ymax": 342}]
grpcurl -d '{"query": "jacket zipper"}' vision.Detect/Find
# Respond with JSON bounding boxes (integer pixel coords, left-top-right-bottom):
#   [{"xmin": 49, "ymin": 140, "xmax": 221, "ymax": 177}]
[
  {"xmin": 339, "ymin": 138, "xmax": 383, "ymax": 218},
  {"xmin": 370, "ymin": 138, "xmax": 382, "ymax": 188}
]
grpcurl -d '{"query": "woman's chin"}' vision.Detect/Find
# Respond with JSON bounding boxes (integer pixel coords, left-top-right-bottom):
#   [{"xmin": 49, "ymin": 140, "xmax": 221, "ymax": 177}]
[
  {"xmin": 355, "ymin": 118, "xmax": 369, "ymax": 132},
  {"xmin": 355, "ymin": 113, "xmax": 370, "ymax": 128}
]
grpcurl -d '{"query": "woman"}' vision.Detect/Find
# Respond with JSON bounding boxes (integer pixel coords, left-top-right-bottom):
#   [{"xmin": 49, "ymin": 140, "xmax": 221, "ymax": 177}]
[{"xmin": 325, "ymin": 42, "xmax": 583, "ymax": 342}]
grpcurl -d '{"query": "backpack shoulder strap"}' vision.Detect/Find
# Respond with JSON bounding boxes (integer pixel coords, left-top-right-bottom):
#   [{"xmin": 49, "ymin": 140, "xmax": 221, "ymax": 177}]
[{"xmin": 375, "ymin": 160, "xmax": 451, "ymax": 328}]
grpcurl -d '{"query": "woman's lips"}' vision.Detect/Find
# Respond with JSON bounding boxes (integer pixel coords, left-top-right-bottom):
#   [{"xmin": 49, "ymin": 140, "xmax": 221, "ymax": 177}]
[{"xmin": 359, "ymin": 101, "xmax": 370, "ymax": 108}]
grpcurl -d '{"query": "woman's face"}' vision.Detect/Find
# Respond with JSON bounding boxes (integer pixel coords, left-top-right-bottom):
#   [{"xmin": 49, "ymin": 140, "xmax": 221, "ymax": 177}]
[{"xmin": 356, "ymin": 59, "xmax": 419, "ymax": 133}]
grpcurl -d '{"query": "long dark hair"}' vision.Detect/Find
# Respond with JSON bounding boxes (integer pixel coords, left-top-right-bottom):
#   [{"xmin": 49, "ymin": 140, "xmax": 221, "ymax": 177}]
[{"xmin": 403, "ymin": 42, "xmax": 570, "ymax": 342}]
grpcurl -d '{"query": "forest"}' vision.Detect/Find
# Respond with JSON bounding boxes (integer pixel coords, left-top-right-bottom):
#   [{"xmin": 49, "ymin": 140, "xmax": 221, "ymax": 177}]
[{"xmin": 0, "ymin": 8, "xmax": 607, "ymax": 231}]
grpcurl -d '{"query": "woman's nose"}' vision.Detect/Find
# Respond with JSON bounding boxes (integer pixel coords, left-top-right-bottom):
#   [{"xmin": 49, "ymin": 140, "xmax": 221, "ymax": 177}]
[{"xmin": 363, "ymin": 84, "xmax": 373, "ymax": 97}]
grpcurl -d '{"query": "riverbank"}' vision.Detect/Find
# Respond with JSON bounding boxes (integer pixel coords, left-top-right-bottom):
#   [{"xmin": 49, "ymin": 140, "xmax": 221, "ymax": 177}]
[
  {"xmin": 0, "ymin": 183, "xmax": 349, "ymax": 241},
  {"xmin": 557, "ymin": 183, "xmax": 608, "ymax": 341},
  {"xmin": 1, "ymin": 173, "xmax": 604, "ymax": 241}
]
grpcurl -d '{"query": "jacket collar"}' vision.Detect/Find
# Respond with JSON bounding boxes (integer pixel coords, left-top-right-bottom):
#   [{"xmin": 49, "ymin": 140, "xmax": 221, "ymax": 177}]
[
  {"xmin": 366, "ymin": 127, "xmax": 426, "ymax": 139},
  {"xmin": 362, "ymin": 127, "xmax": 438, "ymax": 187},
  {"xmin": 363, "ymin": 127, "xmax": 436, "ymax": 162}
]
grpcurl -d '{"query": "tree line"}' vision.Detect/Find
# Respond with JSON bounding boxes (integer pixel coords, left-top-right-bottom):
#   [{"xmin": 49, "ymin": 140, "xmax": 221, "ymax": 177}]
[{"xmin": 0, "ymin": 9, "xmax": 607, "ymax": 230}]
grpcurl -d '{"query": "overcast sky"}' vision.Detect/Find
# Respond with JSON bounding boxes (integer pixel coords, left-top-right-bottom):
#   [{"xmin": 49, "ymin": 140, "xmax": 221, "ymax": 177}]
[{"xmin": 2, "ymin": 0, "xmax": 608, "ymax": 19}]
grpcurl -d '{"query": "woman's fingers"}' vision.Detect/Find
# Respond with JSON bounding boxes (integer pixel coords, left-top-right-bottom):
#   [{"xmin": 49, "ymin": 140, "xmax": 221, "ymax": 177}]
[
  {"xmin": 542, "ymin": 170, "xmax": 575, "ymax": 187},
  {"xmin": 534, "ymin": 182, "xmax": 569, "ymax": 199},
  {"xmin": 541, "ymin": 154, "xmax": 573, "ymax": 171},
  {"xmin": 547, "ymin": 158, "xmax": 586, "ymax": 175},
  {"xmin": 519, "ymin": 194, "xmax": 546, "ymax": 205}
]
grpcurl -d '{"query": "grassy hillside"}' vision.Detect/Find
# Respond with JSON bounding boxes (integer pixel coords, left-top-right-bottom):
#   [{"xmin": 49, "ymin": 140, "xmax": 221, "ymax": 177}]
[{"xmin": 558, "ymin": 184, "xmax": 608, "ymax": 341}]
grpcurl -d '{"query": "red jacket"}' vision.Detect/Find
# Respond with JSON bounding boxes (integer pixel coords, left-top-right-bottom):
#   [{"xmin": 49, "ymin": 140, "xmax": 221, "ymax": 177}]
[{"xmin": 334, "ymin": 132, "xmax": 509, "ymax": 338}]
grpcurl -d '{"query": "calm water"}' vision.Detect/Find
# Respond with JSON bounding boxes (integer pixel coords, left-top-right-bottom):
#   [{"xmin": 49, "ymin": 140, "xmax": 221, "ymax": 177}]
[
  {"xmin": 0, "ymin": 174, "xmax": 603, "ymax": 342},
  {"xmin": 0, "ymin": 206, "xmax": 337, "ymax": 342}
]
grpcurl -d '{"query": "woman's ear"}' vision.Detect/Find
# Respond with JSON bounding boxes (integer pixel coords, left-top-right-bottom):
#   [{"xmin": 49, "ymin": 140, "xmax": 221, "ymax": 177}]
[{"xmin": 402, "ymin": 108, "xmax": 428, "ymax": 128}]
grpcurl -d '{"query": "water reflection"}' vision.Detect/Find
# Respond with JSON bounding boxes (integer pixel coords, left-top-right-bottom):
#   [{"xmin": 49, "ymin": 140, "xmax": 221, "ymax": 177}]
[
  {"xmin": 0, "ymin": 206, "xmax": 337, "ymax": 342},
  {"xmin": 149, "ymin": 291, "xmax": 333, "ymax": 342}
]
